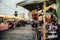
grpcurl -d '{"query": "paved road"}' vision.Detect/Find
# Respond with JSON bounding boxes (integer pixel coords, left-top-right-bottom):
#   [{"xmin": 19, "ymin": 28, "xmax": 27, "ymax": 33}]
[{"xmin": 0, "ymin": 25, "xmax": 36, "ymax": 40}]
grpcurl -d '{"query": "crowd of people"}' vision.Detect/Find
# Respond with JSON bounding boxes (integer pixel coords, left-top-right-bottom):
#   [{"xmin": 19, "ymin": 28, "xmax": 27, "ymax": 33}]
[
  {"xmin": 31, "ymin": 13, "xmax": 58, "ymax": 30},
  {"xmin": 30, "ymin": 13, "xmax": 58, "ymax": 40},
  {"xmin": 0, "ymin": 17, "xmax": 27, "ymax": 31}
]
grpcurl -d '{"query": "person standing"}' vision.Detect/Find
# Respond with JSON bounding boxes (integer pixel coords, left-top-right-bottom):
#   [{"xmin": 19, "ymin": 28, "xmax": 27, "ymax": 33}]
[{"xmin": 31, "ymin": 20, "xmax": 38, "ymax": 30}]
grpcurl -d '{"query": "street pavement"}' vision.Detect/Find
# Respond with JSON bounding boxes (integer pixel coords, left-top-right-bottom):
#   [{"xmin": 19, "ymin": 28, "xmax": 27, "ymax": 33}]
[{"xmin": 0, "ymin": 25, "xmax": 36, "ymax": 40}]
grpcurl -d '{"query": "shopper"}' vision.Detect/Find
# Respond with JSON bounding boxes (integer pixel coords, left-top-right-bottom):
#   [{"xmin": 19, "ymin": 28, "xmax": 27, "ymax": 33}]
[{"xmin": 31, "ymin": 20, "xmax": 38, "ymax": 30}]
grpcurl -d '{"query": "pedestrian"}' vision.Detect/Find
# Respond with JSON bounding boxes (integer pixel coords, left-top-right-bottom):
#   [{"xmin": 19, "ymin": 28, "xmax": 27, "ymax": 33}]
[{"xmin": 31, "ymin": 20, "xmax": 38, "ymax": 30}]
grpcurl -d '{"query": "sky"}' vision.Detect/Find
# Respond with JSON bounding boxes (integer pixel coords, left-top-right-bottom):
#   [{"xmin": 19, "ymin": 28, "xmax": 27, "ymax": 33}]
[{"xmin": 0, "ymin": 0, "xmax": 30, "ymax": 18}]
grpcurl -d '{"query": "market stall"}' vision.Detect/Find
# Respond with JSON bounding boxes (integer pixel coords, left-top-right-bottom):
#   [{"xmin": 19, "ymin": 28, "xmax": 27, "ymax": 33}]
[{"xmin": 37, "ymin": 0, "xmax": 57, "ymax": 40}]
